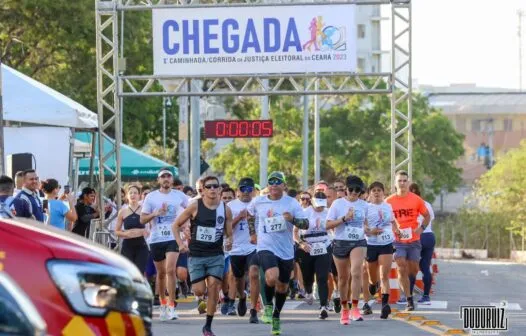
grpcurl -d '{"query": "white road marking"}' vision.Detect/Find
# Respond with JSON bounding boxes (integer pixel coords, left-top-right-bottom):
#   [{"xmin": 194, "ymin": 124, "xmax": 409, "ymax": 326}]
[
  {"xmin": 490, "ymin": 302, "xmax": 523, "ymax": 311},
  {"xmin": 416, "ymin": 300, "xmax": 448, "ymax": 309}
]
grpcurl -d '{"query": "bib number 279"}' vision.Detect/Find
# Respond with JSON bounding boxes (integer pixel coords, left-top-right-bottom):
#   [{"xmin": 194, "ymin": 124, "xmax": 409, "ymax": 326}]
[{"xmin": 197, "ymin": 226, "xmax": 215, "ymax": 242}]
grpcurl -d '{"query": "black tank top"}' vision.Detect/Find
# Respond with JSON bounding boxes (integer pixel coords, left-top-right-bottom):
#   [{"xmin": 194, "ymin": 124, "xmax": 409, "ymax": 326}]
[
  {"xmin": 122, "ymin": 206, "xmax": 146, "ymax": 248},
  {"xmin": 189, "ymin": 199, "xmax": 225, "ymax": 257}
]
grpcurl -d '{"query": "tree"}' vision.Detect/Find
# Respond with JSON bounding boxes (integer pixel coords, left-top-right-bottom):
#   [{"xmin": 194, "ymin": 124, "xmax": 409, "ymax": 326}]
[
  {"xmin": 210, "ymin": 93, "xmax": 464, "ymax": 201},
  {"xmin": 474, "ymin": 140, "xmax": 526, "ymax": 239},
  {"xmin": 1, "ymin": 1, "xmax": 178, "ymax": 158}
]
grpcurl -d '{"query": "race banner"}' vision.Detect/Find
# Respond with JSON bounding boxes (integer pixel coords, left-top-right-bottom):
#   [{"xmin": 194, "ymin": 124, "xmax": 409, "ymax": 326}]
[{"xmin": 152, "ymin": 4, "xmax": 357, "ymax": 76}]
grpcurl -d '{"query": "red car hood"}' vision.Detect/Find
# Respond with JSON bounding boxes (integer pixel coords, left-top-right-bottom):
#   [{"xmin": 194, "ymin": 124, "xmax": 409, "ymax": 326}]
[{"xmin": 1, "ymin": 218, "xmax": 143, "ymax": 281}]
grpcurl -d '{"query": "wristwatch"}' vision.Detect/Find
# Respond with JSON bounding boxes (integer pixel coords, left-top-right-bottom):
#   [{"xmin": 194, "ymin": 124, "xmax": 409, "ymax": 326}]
[{"xmin": 341, "ymin": 216, "xmax": 346, "ymax": 223}]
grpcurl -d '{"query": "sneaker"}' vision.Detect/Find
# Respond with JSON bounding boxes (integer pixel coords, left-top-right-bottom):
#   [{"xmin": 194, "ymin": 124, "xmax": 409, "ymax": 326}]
[
  {"xmin": 397, "ymin": 297, "xmax": 407, "ymax": 305},
  {"xmin": 221, "ymin": 298, "xmax": 230, "ymax": 315},
  {"xmin": 159, "ymin": 305, "xmax": 168, "ymax": 321},
  {"xmin": 249, "ymin": 309, "xmax": 259, "ymax": 324},
  {"xmin": 305, "ymin": 293, "xmax": 314, "ymax": 305},
  {"xmin": 271, "ymin": 317, "xmax": 281, "ymax": 335},
  {"xmin": 380, "ymin": 304, "xmax": 392, "ymax": 319},
  {"xmin": 417, "ymin": 295, "xmax": 431, "ymax": 305},
  {"xmin": 362, "ymin": 302, "xmax": 372, "ymax": 315},
  {"xmin": 238, "ymin": 297, "xmax": 248, "ymax": 316},
  {"xmin": 297, "ymin": 289, "xmax": 306, "ymax": 299},
  {"xmin": 197, "ymin": 299, "xmax": 207, "ymax": 315},
  {"xmin": 333, "ymin": 297, "xmax": 342, "ymax": 313},
  {"xmin": 227, "ymin": 301, "xmax": 237, "ymax": 316},
  {"xmin": 167, "ymin": 306, "xmax": 179, "ymax": 320},
  {"xmin": 406, "ymin": 298, "xmax": 415, "ymax": 311},
  {"xmin": 327, "ymin": 302, "xmax": 335, "ymax": 312},
  {"xmin": 202, "ymin": 326, "xmax": 216, "ymax": 336},
  {"xmin": 351, "ymin": 307, "xmax": 363, "ymax": 321},
  {"xmin": 262, "ymin": 305, "xmax": 273, "ymax": 324},
  {"xmin": 319, "ymin": 306, "xmax": 329, "ymax": 320},
  {"xmin": 340, "ymin": 309, "xmax": 350, "ymax": 325}
]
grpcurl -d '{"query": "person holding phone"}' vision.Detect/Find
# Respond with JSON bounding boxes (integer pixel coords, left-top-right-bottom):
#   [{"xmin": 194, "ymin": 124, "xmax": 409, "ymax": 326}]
[{"xmin": 42, "ymin": 179, "xmax": 77, "ymax": 230}]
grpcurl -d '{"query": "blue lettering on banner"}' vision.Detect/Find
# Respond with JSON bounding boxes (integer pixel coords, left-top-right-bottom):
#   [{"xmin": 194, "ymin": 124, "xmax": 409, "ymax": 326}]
[{"xmin": 162, "ymin": 17, "xmax": 304, "ymax": 55}]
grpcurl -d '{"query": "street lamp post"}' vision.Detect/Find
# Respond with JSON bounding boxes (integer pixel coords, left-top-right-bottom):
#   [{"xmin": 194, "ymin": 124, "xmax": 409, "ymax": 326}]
[{"xmin": 163, "ymin": 97, "xmax": 172, "ymax": 162}]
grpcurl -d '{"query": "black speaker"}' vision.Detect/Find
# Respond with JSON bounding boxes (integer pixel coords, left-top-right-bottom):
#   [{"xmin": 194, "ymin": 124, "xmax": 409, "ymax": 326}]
[{"xmin": 6, "ymin": 153, "xmax": 35, "ymax": 179}]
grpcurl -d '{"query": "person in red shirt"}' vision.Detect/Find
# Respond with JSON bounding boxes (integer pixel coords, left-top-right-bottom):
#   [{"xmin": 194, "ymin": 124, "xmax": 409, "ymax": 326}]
[{"xmin": 385, "ymin": 170, "xmax": 430, "ymax": 311}]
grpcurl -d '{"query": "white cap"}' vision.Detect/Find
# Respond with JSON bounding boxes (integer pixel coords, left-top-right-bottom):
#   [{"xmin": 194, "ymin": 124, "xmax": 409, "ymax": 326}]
[
  {"xmin": 312, "ymin": 198, "xmax": 327, "ymax": 208},
  {"xmin": 158, "ymin": 169, "xmax": 173, "ymax": 178}
]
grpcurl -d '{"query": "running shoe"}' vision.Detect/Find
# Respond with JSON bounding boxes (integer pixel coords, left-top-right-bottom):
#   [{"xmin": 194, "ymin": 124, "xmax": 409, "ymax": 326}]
[
  {"xmin": 271, "ymin": 317, "xmax": 281, "ymax": 335},
  {"xmin": 340, "ymin": 309, "xmax": 350, "ymax": 325},
  {"xmin": 351, "ymin": 307, "xmax": 363, "ymax": 321}
]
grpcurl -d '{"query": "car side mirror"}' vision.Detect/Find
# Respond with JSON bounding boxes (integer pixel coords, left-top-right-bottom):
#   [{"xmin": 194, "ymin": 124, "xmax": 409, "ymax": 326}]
[{"xmin": 0, "ymin": 272, "xmax": 47, "ymax": 336}]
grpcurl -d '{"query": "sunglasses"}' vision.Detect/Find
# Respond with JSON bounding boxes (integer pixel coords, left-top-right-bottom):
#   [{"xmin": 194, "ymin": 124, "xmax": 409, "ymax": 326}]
[
  {"xmin": 300, "ymin": 197, "xmax": 311, "ymax": 201},
  {"xmin": 240, "ymin": 186, "xmax": 254, "ymax": 193},
  {"xmin": 268, "ymin": 179, "xmax": 283, "ymax": 186},
  {"xmin": 335, "ymin": 187, "xmax": 345, "ymax": 191},
  {"xmin": 347, "ymin": 186, "xmax": 362, "ymax": 193},
  {"xmin": 222, "ymin": 196, "xmax": 234, "ymax": 200},
  {"xmin": 204, "ymin": 184, "xmax": 220, "ymax": 190}
]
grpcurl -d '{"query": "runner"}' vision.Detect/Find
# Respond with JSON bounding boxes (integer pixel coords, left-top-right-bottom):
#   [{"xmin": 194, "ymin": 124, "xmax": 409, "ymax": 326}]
[
  {"xmin": 220, "ymin": 187, "xmax": 237, "ymax": 316},
  {"xmin": 226, "ymin": 178, "xmax": 260, "ymax": 323},
  {"xmin": 115, "ymin": 185, "xmax": 149, "ymax": 274},
  {"xmin": 326, "ymin": 175, "xmax": 369, "ymax": 325},
  {"xmin": 385, "ymin": 171, "xmax": 430, "ymax": 311},
  {"xmin": 333, "ymin": 180, "xmax": 347, "ymax": 199},
  {"xmin": 173, "ymin": 175, "xmax": 233, "ymax": 336},
  {"xmin": 325, "ymin": 185, "xmax": 339, "ymax": 312},
  {"xmin": 294, "ymin": 191, "xmax": 331, "ymax": 319},
  {"xmin": 364, "ymin": 181, "xmax": 395, "ymax": 319},
  {"xmin": 409, "ymin": 182, "xmax": 436, "ymax": 305},
  {"xmin": 140, "ymin": 168, "xmax": 189, "ymax": 321},
  {"xmin": 247, "ymin": 171, "xmax": 309, "ymax": 335}
]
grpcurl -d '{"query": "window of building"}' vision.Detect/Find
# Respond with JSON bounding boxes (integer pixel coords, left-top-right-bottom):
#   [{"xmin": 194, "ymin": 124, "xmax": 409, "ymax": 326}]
[
  {"xmin": 503, "ymin": 119, "xmax": 513, "ymax": 131},
  {"xmin": 357, "ymin": 58, "xmax": 366, "ymax": 72},
  {"xmin": 358, "ymin": 24, "xmax": 366, "ymax": 39},
  {"xmin": 471, "ymin": 119, "xmax": 482, "ymax": 132}
]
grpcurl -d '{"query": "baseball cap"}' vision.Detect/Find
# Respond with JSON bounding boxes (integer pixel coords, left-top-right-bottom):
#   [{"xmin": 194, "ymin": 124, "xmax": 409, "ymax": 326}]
[
  {"xmin": 158, "ymin": 168, "xmax": 173, "ymax": 178},
  {"xmin": 312, "ymin": 191, "xmax": 327, "ymax": 208},
  {"xmin": 267, "ymin": 171, "xmax": 286, "ymax": 183},
  {"xmin": 238, "ymin": 177, "xmax": 255, "ymax": 188}
]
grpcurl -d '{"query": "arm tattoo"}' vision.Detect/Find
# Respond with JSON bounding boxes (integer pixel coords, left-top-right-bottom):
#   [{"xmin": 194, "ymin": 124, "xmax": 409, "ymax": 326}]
[
  {"xmin": 247, "ymin": 215, "xmax": 256, "ymax": 236},
  {"xmin": 292, "ymin": 217, "xmax": 309, "ymax": 230}
]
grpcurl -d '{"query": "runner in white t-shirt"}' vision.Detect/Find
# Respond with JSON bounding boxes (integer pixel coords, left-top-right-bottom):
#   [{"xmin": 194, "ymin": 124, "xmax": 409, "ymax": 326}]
[
  {"xmin": 226, "ymin": 177, "xmax": 260, "ymax": 323},
  {"xmin": 140, "ymin": 168, "xmax": 188, "ymax": 321},
  {"xmin": 364, "ymin": 181, "xmax": 395, "ymax": 319},
  {"xmin": 247, "ymin": 171, "xmax": 309, "ymax": 335},
  {"xmin": 294, "ymin": 192, "xmax": 331, "ymax": 320},
  {"xmin": 326, "ymin": 175, "xmax": 370, "ymax": 325}
]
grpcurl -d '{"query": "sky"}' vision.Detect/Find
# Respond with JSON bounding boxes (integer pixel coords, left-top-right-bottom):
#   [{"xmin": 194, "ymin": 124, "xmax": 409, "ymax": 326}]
[{"xmin": 382, "ymin": 0, "xmax": 526, "ymax": 90}]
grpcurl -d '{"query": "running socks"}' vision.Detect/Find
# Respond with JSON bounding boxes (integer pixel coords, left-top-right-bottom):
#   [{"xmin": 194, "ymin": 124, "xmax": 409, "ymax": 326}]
[
  {"xmin": 382, "ymin": 294, "xmax": 389, "ymax": 305},
  {"xmin": 205, "ymin": 314, "xmax": 214, "ymax": 331},
  {"xmin": 351, "ymin": 299, "xmax": 359, "ymax": 308},
  {"xmin": 264, "ymin": 284, "xmax": 275, "ymax": 304},
  {"xmin": 409, "ymin": 275, "xmax": 416, "ymax": 296},
  {"xmin": 273, "ymin": 292, "xmax": 287, "ymax": 318}
]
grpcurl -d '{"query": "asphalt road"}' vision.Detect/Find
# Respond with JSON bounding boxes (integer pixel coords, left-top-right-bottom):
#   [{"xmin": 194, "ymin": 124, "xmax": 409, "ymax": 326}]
[{"xmin": 152, "ymin": 259, "xmax": 526, "ymax": 336}]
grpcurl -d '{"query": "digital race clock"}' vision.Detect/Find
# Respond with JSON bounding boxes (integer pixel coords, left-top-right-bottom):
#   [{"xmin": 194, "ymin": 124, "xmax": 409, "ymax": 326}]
[{"xmin": 204, "ymin": 120, "xmax": 273, "ymax": 138}]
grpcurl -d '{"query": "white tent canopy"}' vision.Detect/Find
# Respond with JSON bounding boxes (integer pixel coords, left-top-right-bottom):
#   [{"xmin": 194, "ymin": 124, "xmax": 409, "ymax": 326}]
[{"xmin": 1, "ymin": 64, "xmax": 97, "ymax": 129}]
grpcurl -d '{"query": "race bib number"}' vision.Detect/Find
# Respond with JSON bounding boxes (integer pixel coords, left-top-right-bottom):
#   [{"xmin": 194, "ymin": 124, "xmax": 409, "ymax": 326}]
[
  {"xmin": 399, "ymin": 228, "xmax": 413, "ymax": 241},
  {"xmin": 197, "ymin": 226, "xmax": 215, "ymax": 242},
  {"xmin": 378, "ymin": 230, "xmax": 393, "ymax": 244},
  {"xmin": 264, "ymin": 216, "xmax": 286, "ymax": 233},
  {"xmin": 156, "ymin": 224, "xmax": 172, "ymax": 238},
  {"xmin": 345, "ymin": 226, "xmax": 364, "ymax": 241},
  {"xmin": 310, "ymin": 242, "xmax": 327, "ymax": 256}
]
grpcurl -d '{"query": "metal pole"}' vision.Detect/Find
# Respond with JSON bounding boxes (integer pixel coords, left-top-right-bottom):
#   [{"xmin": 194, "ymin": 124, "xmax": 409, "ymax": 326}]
[
  {"xmin": 162, "ymin": 98, "xmax": 167, "ymax": 161},
  {"xmin": 519, "ymin": 10, "xmax": 524, "ymax": 91},
  {"xmin": 407, "ymin": 3, "xmax": 413, "ymax": 180},
  {"xmin": 302, "ymin": 82, "xmax": 309, "ymax": 189},
  {"xmin": 259, "ymin": 79, "xmax": 269, "ymax": 188},
  {"xmin": 314, "ymin": 79, "xmax": 320, "ymax": 183},
  {"xmin": 178, "ymin": 84, "xmax": 189, "ymax": 184},
  {"xmin": 189, "ymin": 80, "xmax": 201, "ymax": 186},
  {"xmin": 0, "ymin": 60, "xmax": 4, "ymax": 175}
]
